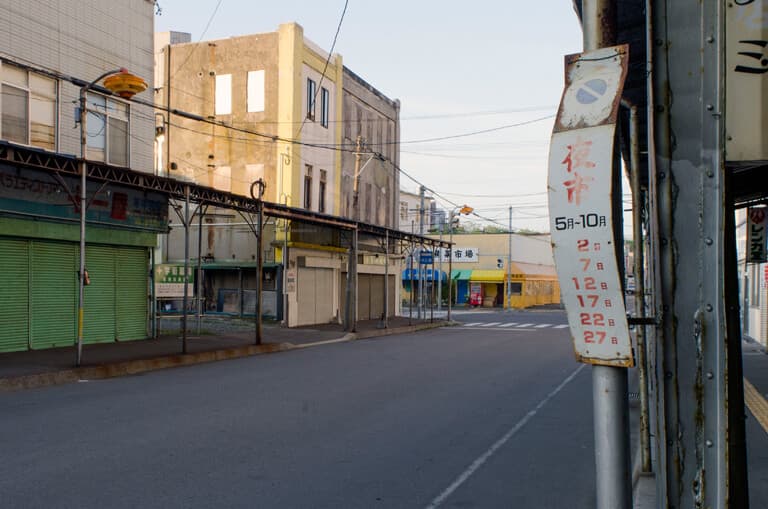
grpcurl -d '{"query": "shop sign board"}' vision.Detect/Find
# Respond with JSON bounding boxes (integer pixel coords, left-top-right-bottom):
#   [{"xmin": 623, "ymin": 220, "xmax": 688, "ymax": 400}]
[
  {"xmin": 747, "ymin": 207, "xmax": 768, "ymax": 263},
  {"xmin": 155, "ymin": 264, "xmax": 195, "ymax": 298}
]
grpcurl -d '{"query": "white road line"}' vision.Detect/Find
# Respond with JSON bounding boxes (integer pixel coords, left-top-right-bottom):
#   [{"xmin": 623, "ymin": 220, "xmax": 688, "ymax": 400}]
[
  {"xmin": 424, "ymin": 364, "xmax": 587, "ymax": 509},
  {"xmin": 554, "ymin": 324, "xmax": 569, "ymax": 329},
  {"xmin": 534, "ymin": 324, "xmax": 552, "ymax": 328},
  {"xmin": 516, "ymin": 323, "xmax": 534, "ymax": 328},
  {"xmin": 463, "ymin": 322, "xmax": 482, "ymax": 327},
  {"xmin": 479, "ymin": 322, "xmax": 501, "ymax": 327},
  {"xmin": 499, "ymin": 323, "xmax": 517, "ymax": 327}
]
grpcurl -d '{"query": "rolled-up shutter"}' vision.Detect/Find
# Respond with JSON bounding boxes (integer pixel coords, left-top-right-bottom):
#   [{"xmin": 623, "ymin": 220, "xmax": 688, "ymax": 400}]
[
  {"xmin": 83, "ymin": 245, "xmax": 116, "ymax": 344},
  {"xmin": 31, "ymin": 241, "xmax": 76, "ymax": 350},
  {"xmin": 116, "ymin": 247, "xmax": 148, "ymax": 340},
  {"xmin": 0, "ymin": 239, "xmax": 29, "ymax": 352}
]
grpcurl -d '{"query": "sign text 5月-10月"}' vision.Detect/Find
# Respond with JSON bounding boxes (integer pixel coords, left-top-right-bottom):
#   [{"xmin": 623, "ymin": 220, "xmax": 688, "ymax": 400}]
[{"xmin": 554, "ymin": 213, "xmax": 607, "ymax": 231}]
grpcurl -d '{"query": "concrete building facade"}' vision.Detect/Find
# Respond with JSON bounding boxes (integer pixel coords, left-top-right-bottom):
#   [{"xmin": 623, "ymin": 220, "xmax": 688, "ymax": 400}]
[
  {"xmin": 155, "ymin": 23, "xmax": 402, "ymax": 326},
  {"xmin": 0, "ymin": 0, "xmax": 163, "ymax": 352}
]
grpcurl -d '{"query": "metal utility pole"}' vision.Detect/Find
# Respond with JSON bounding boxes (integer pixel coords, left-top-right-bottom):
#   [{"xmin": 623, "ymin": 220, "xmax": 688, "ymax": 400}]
[
  {"xmin": 582, "ymin": 2, "xmax": 631, "ymax": 508},
  {"xmin": 437, "ymin": 226, "xmax": 443, "ymax": 315},
  {"xmin": 346, "ymin": 135, "xmax": 363, "ymax": 332},
  {"xmin": 196, "ymin": 205, "xmax": 207, "ymax": 336},
  {"xmin": 507, "ymin": 206, "xmax": 512, "ymax": 310},
  {"xmin": 252, "ymin": 179, "xmax": 266, "ymax": 345},
  {"xmin": 418, "ymin": 185, "xmax": 426, "ymax": 319},
  {"xmin": 182, "ymin": 185, "xmax": 191, "ymax": 354}
]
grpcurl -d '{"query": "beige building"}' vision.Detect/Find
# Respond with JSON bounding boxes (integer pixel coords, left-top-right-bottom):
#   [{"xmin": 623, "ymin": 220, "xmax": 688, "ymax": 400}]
[
  {"xmin": 399, "ymin": 189, "xmax": 437, "ymax": 233},
  {"xmin": 154, "ymin": 23, "xmax": 402, "ymax": 326}
]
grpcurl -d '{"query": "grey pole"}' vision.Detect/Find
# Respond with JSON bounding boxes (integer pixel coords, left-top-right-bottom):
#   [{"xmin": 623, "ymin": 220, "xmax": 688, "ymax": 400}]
[
  {"xmin": 182, "ymin": 184, "xmax": 190, "ymax": 354},
  {"xmin": 430, "ymin": 243, "xmax": 435, "ymax": 323},
  {"xmin": 438, "ymin": 227, "xmax": 443, "ymax": 314},
  {"xmin": 418, "ymin": 186, "xmax": 426, "ymax": 319},
  {"xmin": 624, "ymin": 100, "xmax": 652, "ymax": 473},
  {"xmin": 196, "ymin": 205, "xmax": 205, "ymax": 336},
  {"xmin": 384, "ymin": 231, "xmax": 389, "ymax": 328},
  {"xmin": 409, "ymin": 224, "xmax": 414, "ymax": 326},
  {"xmin": 582, "ymin": 1, "xmax": 631, "ymax": 507},
  {"xmin": 447, "ymin": 215, "xmax": 453, "ymax": 322},
  {"xmin": 76, "ymin": 68, "xmax": 124, "ymax": 367},
  {"xmin": 253, "ymin": 179, "xmax": 265, "ymax": 345},
  {"xmin": 507, "ymin": 206, "xmax": 512, "ymax": 310}
]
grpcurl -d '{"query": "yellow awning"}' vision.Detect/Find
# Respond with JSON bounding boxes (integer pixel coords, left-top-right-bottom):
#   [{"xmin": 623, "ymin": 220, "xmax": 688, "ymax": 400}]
[{"xmin": 470, "ymin": 269, "xmax": 505, "ymax": 282}]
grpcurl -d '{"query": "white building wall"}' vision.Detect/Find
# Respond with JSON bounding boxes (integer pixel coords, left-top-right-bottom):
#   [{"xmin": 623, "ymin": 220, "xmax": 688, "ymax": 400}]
[{"xmin": 0, "ymin": 0, "xmax": 155, "ymax": 172}]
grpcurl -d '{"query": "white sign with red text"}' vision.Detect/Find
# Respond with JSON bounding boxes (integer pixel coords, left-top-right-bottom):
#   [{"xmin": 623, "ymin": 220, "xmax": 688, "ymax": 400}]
[{"xmin": 547, "ymin": 45, "xmax": 633, "ymax": 367}]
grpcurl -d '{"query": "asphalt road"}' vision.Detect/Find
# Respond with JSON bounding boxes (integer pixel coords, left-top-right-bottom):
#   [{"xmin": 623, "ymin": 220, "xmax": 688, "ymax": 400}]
[{"xmin": 1, "ymin": 309, "xmax": 597, "ymax": 508}]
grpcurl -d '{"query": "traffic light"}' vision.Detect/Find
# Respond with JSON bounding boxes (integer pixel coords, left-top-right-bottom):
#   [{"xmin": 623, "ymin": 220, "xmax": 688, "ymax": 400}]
[{"xmin": 497, "ymin": 258, "xmax": 503, "ymax": 269}]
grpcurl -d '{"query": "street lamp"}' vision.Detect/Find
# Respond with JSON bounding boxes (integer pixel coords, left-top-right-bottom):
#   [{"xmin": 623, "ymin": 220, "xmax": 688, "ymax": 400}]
[
  {"xmin": 447, "ymin": 205, "xmax": 473, "ymax": 322},
  {"xmin": 76, "ymin": 69, "xmax": 146, "ymax": 366}
]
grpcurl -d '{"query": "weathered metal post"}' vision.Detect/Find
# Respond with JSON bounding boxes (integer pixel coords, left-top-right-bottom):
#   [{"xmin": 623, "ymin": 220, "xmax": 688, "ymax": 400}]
[
  {"xmin": 624, "ymin": 100, "xmax": 651, "ymax": 473},
  {"xmin": 182, "ymin": 184, "xmax": 190, "ymax": 354},
  {"xmin": 582, "ymin": 2, "xmax": 631, "ymax": 508}
]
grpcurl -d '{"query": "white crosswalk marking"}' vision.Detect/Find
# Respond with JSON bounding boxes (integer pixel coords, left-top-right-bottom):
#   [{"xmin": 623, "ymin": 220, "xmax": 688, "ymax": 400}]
[
  {"xmin": 534, "ymin": 324, "xmax": 552, "ymax": 328},
  {"xmin": 463, "ymin": 322, "xmax": 482, "ymax": 327},
  {"xmin": 480, "ymin": 322, "xmax": 501, "ymax": 327},
  {"xmin": 516, "ymin": 323, "xmax": 534, "ymax": 328},
  {"xmin": 499, "ymin": 323, "xmax": 518, "ymax": 327},
  {"xmin": 554, "ymin": 324, "xmax": 569, "ymax": 329}
]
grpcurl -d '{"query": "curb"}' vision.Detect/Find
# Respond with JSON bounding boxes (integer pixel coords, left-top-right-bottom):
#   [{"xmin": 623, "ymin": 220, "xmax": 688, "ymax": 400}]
[{"xmin": 0, "ymin": 321, "xmax": 451, "ymax": 393}]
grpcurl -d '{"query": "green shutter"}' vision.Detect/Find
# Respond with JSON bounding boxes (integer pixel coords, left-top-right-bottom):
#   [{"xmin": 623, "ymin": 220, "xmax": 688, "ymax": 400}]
[
  {"xmin": 116, "ymin": 247, "xmax": 148, "ymax": 340},
  {"xmin": 83, "ymin": 245, "xmax": 116, "ymax": 344},
  {"xmin": 0, "ymin": 239, "xmax": 30, "ymax": 352},
  {"xmin": 30, "ymin": 241, "xmax": 76, "ymax": 349}
]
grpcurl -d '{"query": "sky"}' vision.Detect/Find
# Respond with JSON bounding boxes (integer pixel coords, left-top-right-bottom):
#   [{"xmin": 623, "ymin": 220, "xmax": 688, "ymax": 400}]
[{"xmin": 154, "ymin": 0, "xmax": 587, "ymax": 233}]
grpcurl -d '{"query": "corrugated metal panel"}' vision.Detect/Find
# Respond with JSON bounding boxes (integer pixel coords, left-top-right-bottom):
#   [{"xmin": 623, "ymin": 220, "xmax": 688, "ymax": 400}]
[
  {"xmin": 31, "ymin": 241, "xmax": 76, "ymax": 349},
  {"xmin": 116, "ymin": 247, "xmax": 148, "ymax": 340},
  {"xmin": 0, "ymin": 239, "xmax": 29, "ymax": 352},
  {"xmin": 83, "ymin": 245, "xmax": 116, "ymax": 344}
]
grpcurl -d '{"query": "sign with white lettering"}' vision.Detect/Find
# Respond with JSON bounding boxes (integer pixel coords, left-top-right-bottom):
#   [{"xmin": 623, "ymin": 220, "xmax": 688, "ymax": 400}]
[
  {"xmin": 547, "ymin": 45, "xmax": 634, "ymax": 367},
  {"xmin": 748, "ymin": 207, "xmax": 768, "ymax": 263},
  {"xmin": 155, "ymin": 264, "xmax": 195, "ymax": 298}
]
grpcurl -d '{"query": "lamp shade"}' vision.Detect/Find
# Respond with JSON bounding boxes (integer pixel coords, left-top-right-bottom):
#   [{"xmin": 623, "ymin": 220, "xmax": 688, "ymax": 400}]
[{"xmin": 103, "ymin": 71, "xmax": 147, "ymax": 99}]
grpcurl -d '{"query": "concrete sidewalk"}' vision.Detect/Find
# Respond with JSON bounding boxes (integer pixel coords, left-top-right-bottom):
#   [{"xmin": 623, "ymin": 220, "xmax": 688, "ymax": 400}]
[{"xmin": 0, "ymin": 315, "xmax": 452, "ymax": 392}]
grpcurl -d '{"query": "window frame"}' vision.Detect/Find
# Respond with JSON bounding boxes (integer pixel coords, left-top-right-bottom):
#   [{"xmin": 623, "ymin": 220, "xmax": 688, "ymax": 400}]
[
  {"xmin": 318, "ymin": 169, "xmax": 327, "ymax": 213},
  {"xmin": 0, "ymin": 63, "xmax": 57, "ymax": 151},
  {"xmin": 306, "ymin": 78, "xmax": 316, "ymax": 121},
  {"xmin": 86, "ymin": 91, "xmax": 130, "ymax": 167},
  {"xmin": 320, "ymin": 87, "xmax": 329, "ymax": 128},
  {"xmin": 304, "ymin": 164, "xmax": 313, "ymax": 209}
]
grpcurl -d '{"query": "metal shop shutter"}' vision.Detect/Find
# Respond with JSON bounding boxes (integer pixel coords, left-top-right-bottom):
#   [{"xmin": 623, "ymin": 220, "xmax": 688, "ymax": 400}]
[
  {"xmin": 116, "ymin": 247, "xmax": 148, "ymax": 340},
  {"xmin": 30, "ymin": 241, "xmax": 76, "ymax": 350},
  {"xmin": 83, "ymin": 245, "xmax": 116, "ymax": 344},
  {"xmin": 0, "ymin": 239, "xmax": 30, "ymax": 352}
]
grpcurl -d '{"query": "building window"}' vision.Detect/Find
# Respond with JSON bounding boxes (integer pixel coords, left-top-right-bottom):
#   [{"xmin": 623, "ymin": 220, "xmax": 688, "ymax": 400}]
[
  {"xmin": 320, "ymin": 87, "xmax": 329, "ymax": 128},
  {"xmin": 304, "ymin": 165, "xmax": 313, "ymax": 209},
  {"xmin": 319, "ymin": 169, "xmax": 327, "ymax": 213},
  {"xmin": 86, "ymin": 92, "xmax": 129, "ymax": 166},
  {"xmin": 306, "ymin": 78, "xmax": 316, "ymax": 120},
  {"xmin": 1, "ymin": 63, "xmax": 56, "ymax": 150},
  {"xmin": 215, "ymin": 74, "xmax": 232, "ymax": 115},
  {"xmin": 247, "ymin": 70, "xmax": 265, "ymax": 113},
  {"xmin": 400, "ymin": 201, "xmax": 408, "ymax": 221}
]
